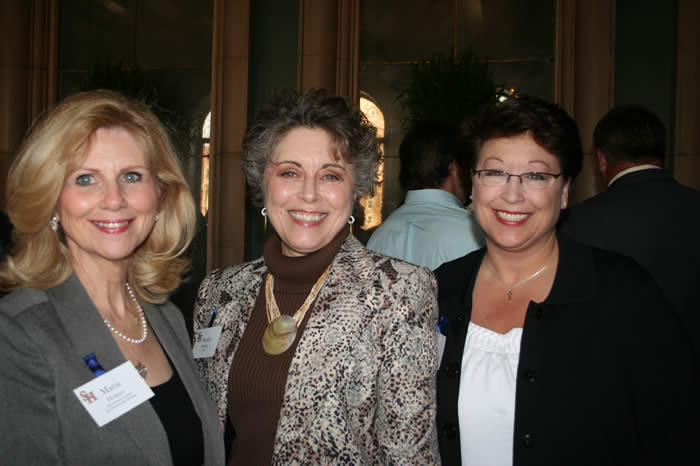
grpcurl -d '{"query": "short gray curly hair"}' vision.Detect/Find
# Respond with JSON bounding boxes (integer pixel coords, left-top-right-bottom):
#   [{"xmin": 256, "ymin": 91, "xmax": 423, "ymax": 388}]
[{"xmin": 241, "ymin": 88, "xmax": 381, "ymax": 208}]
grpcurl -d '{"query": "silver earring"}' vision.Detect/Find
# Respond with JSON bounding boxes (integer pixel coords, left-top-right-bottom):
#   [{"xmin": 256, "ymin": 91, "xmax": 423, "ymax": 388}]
[
  {"xmin": 155, "ymin": 213, "xmax": 160, "ymax": 221},
  {"xmin": 50, "ymin": 215, "xmax": 59, "ymax": 232},
  {"xmin": 261, "ymin": 207, "xmax": 267, "ymax": 231},
  {"xmin": 561, "ymin": 200, "xmax": 568, "ymax": 209},
  {"xmin": 347, "ymin": 215, "xmax": 355, "ymax": 225}
]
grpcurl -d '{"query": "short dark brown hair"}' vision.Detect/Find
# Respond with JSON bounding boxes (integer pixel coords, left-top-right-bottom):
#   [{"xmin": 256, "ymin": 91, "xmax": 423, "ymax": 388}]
[
  {"xmin": 593, "ymin": 104, "xmax": 666, "ymax": 164},
  {"xmin": 399, "ymin": 120, "xmax": 458, "ymax": 190},
  {"xmin": 462, "ymin": 95, "xmax": 583, "ymax": 181}
]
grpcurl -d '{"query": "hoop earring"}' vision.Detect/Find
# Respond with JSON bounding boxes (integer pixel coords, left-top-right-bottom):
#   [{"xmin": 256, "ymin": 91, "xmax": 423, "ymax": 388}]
[
  {"xmin": 261, "ymin": 207, "xmax": 267, "ymax": 231},
  {"xmin": 347, "ymin": 215, "xmax": 355, "ymax": 225},
  {"xmin": 50, "ymin": 215, "xmax": 60, "ymax": 232}
]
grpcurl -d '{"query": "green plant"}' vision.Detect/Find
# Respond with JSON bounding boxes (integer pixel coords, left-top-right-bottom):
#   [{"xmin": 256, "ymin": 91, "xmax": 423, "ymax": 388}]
[{"xmin": 398, "ymin": 49, "xmax": 497, "ymax": 127}]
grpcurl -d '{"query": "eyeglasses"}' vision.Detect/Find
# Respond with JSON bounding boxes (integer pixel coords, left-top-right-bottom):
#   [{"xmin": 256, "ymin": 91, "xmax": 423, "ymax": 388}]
[{"xmin": 472, "ymin": 169, "xmax": 563, "ymax": 190}]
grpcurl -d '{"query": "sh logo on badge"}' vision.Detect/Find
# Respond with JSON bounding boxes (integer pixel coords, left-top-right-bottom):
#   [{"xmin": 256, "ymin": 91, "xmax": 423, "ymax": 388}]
[{"xmin": 79, "ymin": 390, "xmax": 98, "ymax": 404}]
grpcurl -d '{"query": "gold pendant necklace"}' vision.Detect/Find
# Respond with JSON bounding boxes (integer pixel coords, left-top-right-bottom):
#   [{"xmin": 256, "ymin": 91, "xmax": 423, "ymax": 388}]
[{"xmin": 262, "ymin": 265, "xmax": 331, "ymax": 355}]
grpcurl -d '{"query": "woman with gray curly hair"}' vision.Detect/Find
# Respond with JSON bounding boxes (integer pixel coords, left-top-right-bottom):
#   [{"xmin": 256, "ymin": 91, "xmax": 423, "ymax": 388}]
[{"xmin": 194, "ymin": 88, "xmax": 440, "ymax": 464}]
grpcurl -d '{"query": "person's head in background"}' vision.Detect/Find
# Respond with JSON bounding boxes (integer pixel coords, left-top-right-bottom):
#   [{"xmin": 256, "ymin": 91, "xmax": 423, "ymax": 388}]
[
  {"xmin": 399, "ymin": 120, "xmax": 467, "ymax": 204},
  {"xmin": 593, "ymin": 104, "xmax": 666, "ymax": 185}
]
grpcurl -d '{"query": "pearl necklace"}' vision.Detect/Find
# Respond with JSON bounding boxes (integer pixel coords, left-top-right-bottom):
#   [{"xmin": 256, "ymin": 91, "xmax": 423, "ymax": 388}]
[{"xmin": 102, "ymin": 282, "xmax": 148, "ymax": 344}]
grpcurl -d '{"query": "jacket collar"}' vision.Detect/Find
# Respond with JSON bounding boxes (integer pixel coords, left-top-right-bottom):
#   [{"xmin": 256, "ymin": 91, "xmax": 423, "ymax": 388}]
[
  {"xmin": 404, "ymin": 189, "xmax": 465, "ymax": 209},
  {"xmin": 609, "ymin": 166, "xmax": 672, "ymax": 190},
  {"xmin": 46, "ymin": 274, "xmax": 127, "ymax": 371},
  {"xmin": 437, "ymin": 234, "xmax": 595, "ymax": 310},
  {"xmin": 544, "ymin": 234, "xmax": 597, "ymax": 305}
]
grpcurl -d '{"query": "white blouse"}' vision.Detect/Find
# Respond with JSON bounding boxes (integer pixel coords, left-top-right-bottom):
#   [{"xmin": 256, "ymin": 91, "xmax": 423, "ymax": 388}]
[{"xmin": 458, "ymin": 321, "xmax": 523, "ymax": 466}]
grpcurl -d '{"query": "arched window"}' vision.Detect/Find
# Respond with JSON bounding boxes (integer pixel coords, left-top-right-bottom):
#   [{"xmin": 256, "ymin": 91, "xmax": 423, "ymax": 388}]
[
  {"xmin": 201, "ymin": 112, "xmax": 211, "ymax": 217},
  {"xmin": 359, "ymin": 95, "xmax": 384, "ymax": 230}
]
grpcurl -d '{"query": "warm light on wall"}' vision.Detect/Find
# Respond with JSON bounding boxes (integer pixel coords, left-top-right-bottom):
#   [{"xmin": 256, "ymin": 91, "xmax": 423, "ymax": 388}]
[
  {"xmin": 201, "ymin": 112, "xmax": 211, "ymax": 217},
  {"xmin": 359, "ymin": 97, "xmax": 385, "ymax": 230}
]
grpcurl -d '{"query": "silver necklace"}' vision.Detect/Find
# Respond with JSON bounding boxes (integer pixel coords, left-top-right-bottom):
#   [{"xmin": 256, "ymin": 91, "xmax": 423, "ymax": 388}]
[
  {"xmin": 102, "ymin": 282, "xmax": 148, "ymax": 344},
  {"xmin": 497, "ymin": 264, "xmax": 549, "ymax": 302}
]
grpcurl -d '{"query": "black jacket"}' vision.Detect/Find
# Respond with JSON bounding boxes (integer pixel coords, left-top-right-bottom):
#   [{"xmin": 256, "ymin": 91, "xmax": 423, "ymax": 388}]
[
  {"xmin": 559, "ymin": 168, "xmax": 700, "ymax": 363},
  {"xmin": 435, "ymin": 235, "xmax": 699, "ymax": 466}
]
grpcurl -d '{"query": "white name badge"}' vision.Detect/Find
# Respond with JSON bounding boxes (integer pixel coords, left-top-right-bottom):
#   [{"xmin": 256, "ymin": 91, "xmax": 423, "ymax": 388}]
[
  {"xmin": 437, "ymin": 333, "xmax": 447, "ymax": 364},
  {"xmin": 192, "ymin": 326, "xmax": 222, "ymax": 359},
  {"xmin": 73, "ymin": 361, "xmax": 154, "ymax": 427}
]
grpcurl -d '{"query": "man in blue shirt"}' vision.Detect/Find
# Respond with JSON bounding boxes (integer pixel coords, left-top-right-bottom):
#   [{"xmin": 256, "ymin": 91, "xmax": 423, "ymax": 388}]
[{"xmin": 367, "ymin": 120, "xmax": 483, "ymax": 270}]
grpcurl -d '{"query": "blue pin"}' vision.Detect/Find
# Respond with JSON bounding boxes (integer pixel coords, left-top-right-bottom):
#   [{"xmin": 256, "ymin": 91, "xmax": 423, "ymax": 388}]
[
  {"xmin": 207, "ymin": 308, "xmax": 218, "ymax": 328},
  {"xmin": 437, "ymin": 316, "xmax": 449, "ymax": 335},
  {"xmin": 83, "ymin": 353, "xmax": 106, "ymax": 377}
]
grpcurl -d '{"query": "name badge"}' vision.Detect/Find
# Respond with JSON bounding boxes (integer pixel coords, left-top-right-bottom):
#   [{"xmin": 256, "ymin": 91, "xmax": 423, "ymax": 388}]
[
  {"xmin": 73, "ymin": 361, "xmax": 154, "ymax": 427},
  {"xmin": 437, "ymin": 333, "xmax": 447, "ymax": 364},
  {"xmin": 192, "ymin": 326, "xmax": 222, "ymax": 359}
]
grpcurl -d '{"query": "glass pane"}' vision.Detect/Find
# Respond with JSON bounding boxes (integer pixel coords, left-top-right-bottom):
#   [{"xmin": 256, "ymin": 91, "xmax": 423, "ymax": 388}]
[{"xmin": 359, "ymin": 97, "xmax": 386, "ymax": 232}]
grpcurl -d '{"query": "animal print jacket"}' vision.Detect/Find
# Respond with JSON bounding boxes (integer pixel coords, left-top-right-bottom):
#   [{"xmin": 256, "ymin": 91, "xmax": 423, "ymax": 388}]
[{"xmin": 194, "ymin": 234, "xmax": 441, "ymax": 465}]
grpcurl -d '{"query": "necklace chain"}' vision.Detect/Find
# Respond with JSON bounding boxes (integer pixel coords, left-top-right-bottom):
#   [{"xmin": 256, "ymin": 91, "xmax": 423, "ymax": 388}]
[
  {"xmin": 265, "ymin": 266, "xmax": 331, "ymax": 327},
  {"xmin": 102, "ymin": 282, "xmax": 148, "ymax": 344},
  {"xmin": 495, "ymin": 264, "xmax": 549, "ymax": 302}
]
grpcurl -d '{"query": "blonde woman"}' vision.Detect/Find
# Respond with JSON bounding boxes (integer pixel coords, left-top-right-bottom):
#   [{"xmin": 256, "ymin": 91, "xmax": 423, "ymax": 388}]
[{"xmin": 0, "ymin": 90, "xmax": 224, "ymax": 466}]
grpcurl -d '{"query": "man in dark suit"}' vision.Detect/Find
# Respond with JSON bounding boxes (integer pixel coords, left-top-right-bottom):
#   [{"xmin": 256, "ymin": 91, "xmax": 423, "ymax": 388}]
[{"xmin": 560, "ymin": 104, "xmax": 700, "ymax": 363}]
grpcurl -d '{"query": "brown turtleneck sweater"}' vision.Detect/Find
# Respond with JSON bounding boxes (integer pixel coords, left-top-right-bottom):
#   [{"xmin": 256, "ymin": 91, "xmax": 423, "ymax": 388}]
[{"xmin": 226, "ymin": 225, "xmax": 349, "ymax": 466}]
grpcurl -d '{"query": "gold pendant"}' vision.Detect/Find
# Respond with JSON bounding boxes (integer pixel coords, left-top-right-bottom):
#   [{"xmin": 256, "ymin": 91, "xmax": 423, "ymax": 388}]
[{"xmin": 262, "ymin": 315, "xmax": 297, "ymax": 355}]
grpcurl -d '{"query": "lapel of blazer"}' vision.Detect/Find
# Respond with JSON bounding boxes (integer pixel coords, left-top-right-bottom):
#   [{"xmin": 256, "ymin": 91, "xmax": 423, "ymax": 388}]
[
  {"xmin": 146, "ymin": 302, "xmax": 224, "ymax": 466},
  {"xmin": 47, "ymin": 275, "xmax": 171, "ymax": 466},
  {"xmin": 201, "ymin": 259, "xmax": 267, "ymax": 428},
  {"xmin": 144, "ymin": 302, "xmax": 191, "ymax": 392},
  {"xmin": 274, "ymin": 234, "xmax": 372, "ymax": 449},
  {"xmin": 227, "ymin": 262, "xmax": 266, "ymax": 352}
]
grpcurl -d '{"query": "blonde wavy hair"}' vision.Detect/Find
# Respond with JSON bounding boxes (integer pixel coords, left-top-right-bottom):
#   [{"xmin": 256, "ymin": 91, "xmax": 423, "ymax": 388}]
[{"xmin": 0, "ymin": 90, "xmax": 196, "ymax": 303}]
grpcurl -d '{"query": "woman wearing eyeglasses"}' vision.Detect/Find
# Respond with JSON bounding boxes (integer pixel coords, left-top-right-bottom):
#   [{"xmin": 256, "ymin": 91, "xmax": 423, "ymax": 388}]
[{"xmin": 435, "ymin": 95, "xmax": 699, "ymax": 466}]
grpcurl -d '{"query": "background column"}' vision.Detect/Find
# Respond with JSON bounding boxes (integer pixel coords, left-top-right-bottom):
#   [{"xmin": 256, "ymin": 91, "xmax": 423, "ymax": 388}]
[
  {"xmin": 207, "ymin": 0, "xmax": 250, "ymax": 270},
  {"xmin": 298, "ymin": 0, "xmax": 359, "ymax": 102},
  {"xmin": 0, "ymin": 0, "xmax": 58, "ymax": 206},
  {"xmin": 674, "ymin": 0, "xmax": 700, "ymax": 189},
  {"xmin": 554, "ymin": 0, "xmax": 615, "ymax": 204}
]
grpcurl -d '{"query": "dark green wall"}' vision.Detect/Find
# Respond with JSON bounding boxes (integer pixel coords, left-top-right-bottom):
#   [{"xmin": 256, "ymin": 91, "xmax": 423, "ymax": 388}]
[
  {"xmin": 244, "ymin": 0, "xmax": 299, "ymax": 261},
  {"xmin": 615, "ymin": 0, "xmax": 677, "ymax": 167}
]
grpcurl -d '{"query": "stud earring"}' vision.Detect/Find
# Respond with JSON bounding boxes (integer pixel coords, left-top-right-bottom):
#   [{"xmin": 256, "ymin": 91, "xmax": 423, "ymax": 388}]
[
  {"xmin": 347, "ymin": 215, "xmax": 355, "ymax": 225},
  {"xmin": 561, "ymin": 200, "xmax": 568, "ymax": 209},
  {"xmin": 155, "ymin": 213, "xmax": 160, "ymax": 221},
  {"xmin": 50, "ymin": 215, "xmax": 60, "ymax": 232}
]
